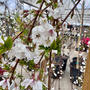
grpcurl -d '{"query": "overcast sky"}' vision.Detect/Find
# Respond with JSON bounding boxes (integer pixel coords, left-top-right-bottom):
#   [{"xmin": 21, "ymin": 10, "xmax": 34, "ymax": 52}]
[
  {"xmin": 77, "ymin": 0, "xmax": 90, "ymax": 8},
  {"xmin": 0, "ymin": 0, "xmax": 90, "ymax": 12}
]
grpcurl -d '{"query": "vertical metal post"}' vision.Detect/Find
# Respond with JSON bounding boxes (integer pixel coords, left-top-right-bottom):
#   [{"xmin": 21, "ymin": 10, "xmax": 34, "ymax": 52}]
[
  {"xmin": 48, "ymin": 51, "xmax": 52, "ymax": 90},
  {"xmin": 76, "ymin": 0, "xmax": 85, "ymax": 69}
]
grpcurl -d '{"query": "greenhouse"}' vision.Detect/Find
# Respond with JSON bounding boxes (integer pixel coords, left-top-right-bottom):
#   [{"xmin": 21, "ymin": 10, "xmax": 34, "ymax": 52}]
[{"xmin": 0, "ymin": 0, "xmax": 90, "ymax": 90}]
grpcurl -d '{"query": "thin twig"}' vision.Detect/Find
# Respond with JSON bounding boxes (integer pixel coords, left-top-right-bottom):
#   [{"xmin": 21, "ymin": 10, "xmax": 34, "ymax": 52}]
[
  {"xmin": 12, "ymin": 31, "xmax": 23, "ymax": 41},
  {"xmin": 38, "ymin": 52, "xmax": 45, "ymax": 65},
  {"xmin": 20, "ymin": 0, "xmax": 39, "ymax": 9},
  {"xmin": 41, "ymin": 3, "xmax": 51, "ymax": 13}
]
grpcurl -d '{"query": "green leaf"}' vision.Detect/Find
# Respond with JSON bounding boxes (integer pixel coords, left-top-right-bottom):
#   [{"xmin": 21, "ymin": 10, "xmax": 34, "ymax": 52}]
[
  {"xmin": 19, "ymin": 60, "xmax": 27, "ymax": 66},
  {"xmin": 4, "ymin": 36, "xmax": 13, "ymax": 50},
  {"xmin": 0, "ymin": 36, "xmax": 13, "ymax": 55},
  {"xmin": 50, "ymin": 40, "xmax": 57, "ymax": 50},
  {"xmin": 1, "ymin": 35, "xmax": 5, "ymax": 42},
  {"xmin": 47, "ymin": 16, "xmax": 53, "ymax": 20},
  {"xmin": 53, "ymin": 3, "xmax": 58, "ymax": 8},
  {"xmin": 0, "ymin": 87, "xmax": 4, "ymax": 90},
  {"xmin": 27, "ymin": 60, "xmax": 35, "ymax": 70},
  {"xmin": 0, "ymin": 46, "xmax": 5, "ymax": 55},
  {"xmin": 39, "ymin": 38, "xmax": 62, "ymax": 55},
  {"xmin": 39, "ymin": 45, "xmax": 46, "ymax": 50},
  {"xmin": 39, "ymin": 45, "xmax": 50, "ymax": 51},
  {"xmin": 23, "ymin": 29, "xmax": 29, "ymax": 35},
  {"xmin": 36, "ymin": 0, "xmax": 42, "ymax": 4},
  {"xmin": 4, "ymin": 64, "xmax": 10, "ymax": 71},
  {"xmin": 20, "ymin": 85, "xmax": 25, "ymax": 90},
  {"xmin": 45, "ymin": 51, "xmax": 49, "ymax": 57},
  {"xmin": 16, "ymin": 73, "xmax": 23, "ymax": 78},
  {"xmin": 75, "ymin": 0, "xmax": 78, "ymax": 2},
  {"xmin": 0, "ymin": 43, "xmax": 3, "ymax": 46},
  {"xmin": 50, "ymin": 38, "xmax": 62, "ymax": 55},
  {"xmin": 15, "ymin": 14, "xmax": 22, "ymax": 24},
  {"xmin": 42, "ymin": 84, "xmax": 47, "ymax": 90}
]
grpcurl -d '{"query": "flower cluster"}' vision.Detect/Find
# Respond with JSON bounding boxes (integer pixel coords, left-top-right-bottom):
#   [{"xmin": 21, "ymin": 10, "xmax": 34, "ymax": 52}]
[
  {"xmin": 32, "ymin": 19, "xmax": 57, "ymax": 47},
  {"xmin": 8, "ymin": 39, "xmax": 32, "ymax": 60},
  {"xmin": 21, "ymin": 79, "xmax": 42, "ymax": 90},
  {"xmin": 0, "ymin": 79, "xmax": 17, "ymax": 90}
]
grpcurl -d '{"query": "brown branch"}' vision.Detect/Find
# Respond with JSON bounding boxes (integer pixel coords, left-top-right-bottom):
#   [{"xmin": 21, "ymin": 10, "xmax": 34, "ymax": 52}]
[
  {"xmin": 60, "ymin": 0, "xmax": 81, "ymax": 26},
  {"xmin": 12, "ymin": 31, "xmax": 23, "ymax": 41},
  {"xmin": 41, "ymin": 3, "xmax": 51, "ymax": 13},
  {"xmin": 20, "ymin": 0, "xmax": 39, "ymax": 9},
  {"xmin": 38, "ymin": 52, "xmax": 45, "ymax": 65},
  {"xmin": 10, "ymin": 59, "xmax": 20, "ymax": 84},
  {"xmin": 28, "ymin": 1, "xmax": 45, "ymax": 39}
]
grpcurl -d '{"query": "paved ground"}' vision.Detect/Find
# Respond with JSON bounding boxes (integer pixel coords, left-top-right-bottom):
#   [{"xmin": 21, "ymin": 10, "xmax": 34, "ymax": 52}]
[
  {"xmin": 51, "ymin": 60, "xmax": 81, "ymax": 90},
  {"xmin": 50, "ymin": 46, "xmax": 86, "ymax": 90},
  {"xmin": 15, "ymin": 42, "xmax": 87, "ymax": 90}
]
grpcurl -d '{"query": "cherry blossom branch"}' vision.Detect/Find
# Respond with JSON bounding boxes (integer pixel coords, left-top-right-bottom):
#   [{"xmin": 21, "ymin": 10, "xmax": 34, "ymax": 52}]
[
  {"xmin": 10, "ymin": 59, "xmax": 20, "ymax": 84},
  {"xmin": 12, "ymin": 31, "xmax": 23, "ymax": 41},
  {"xmin": 10, "ymin": 0, "xmax": 81, "ymax": 42},
  {"xmin": 20, "ymin": 0, "xmax": 39, "ymax": 9},
  {"xmin": 56, "ymin": 0, "xmax": 81, "ymax": 38},
  {"xmin": 38, "ymin": 52, "xmax": 45, "ymax": 65},
  {"xmin": 60, "ymin": 0, "xmax": 81, "ymax": 26},
  {"xmin": 28, "ymin": 0, "xmax": 45, "ymax": 39},
  {"xmin": 9, "ymin": 1, "xmax": 45, "ymax": 85},
  {"xmin": 41, "ymin": 3, "xmax": 51, "ymax": 13},
  {"xmin": 12, "ymin": 1, "xmax": 51, "ymax": 42}
]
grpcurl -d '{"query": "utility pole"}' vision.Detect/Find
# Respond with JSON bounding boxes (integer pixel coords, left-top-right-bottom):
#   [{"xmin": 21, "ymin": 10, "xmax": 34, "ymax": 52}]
[{"xmin": 81, "ymin": 0, "xmax": 85, "ymax": 36}]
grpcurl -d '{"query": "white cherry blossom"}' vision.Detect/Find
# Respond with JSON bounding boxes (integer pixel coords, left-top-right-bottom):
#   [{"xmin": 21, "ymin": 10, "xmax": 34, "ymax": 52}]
[
  {"xmin": 0, "ymin": 79, "xmax": 15, "ymax": 90},
  {"xmin": 32, "ymin": 21, "xmax": 57, "ymax": 47},
  {"xmin": 21, "ymin": 79, "xmax": 33, "ymax": 89},
  {"xmin": 21, "ymin": 78, "xmax": 42, "ymax": 90},
  {"xmin": 33, "ymin": 80, "xmax": 42, "ymax": 90},
  {"xmin": 8, "ymin": 39, "xmax": 32, "ymax": 60},
  {"xmin": 32, "ymin": 26, "xmax": 44, "ymax": 45}
]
